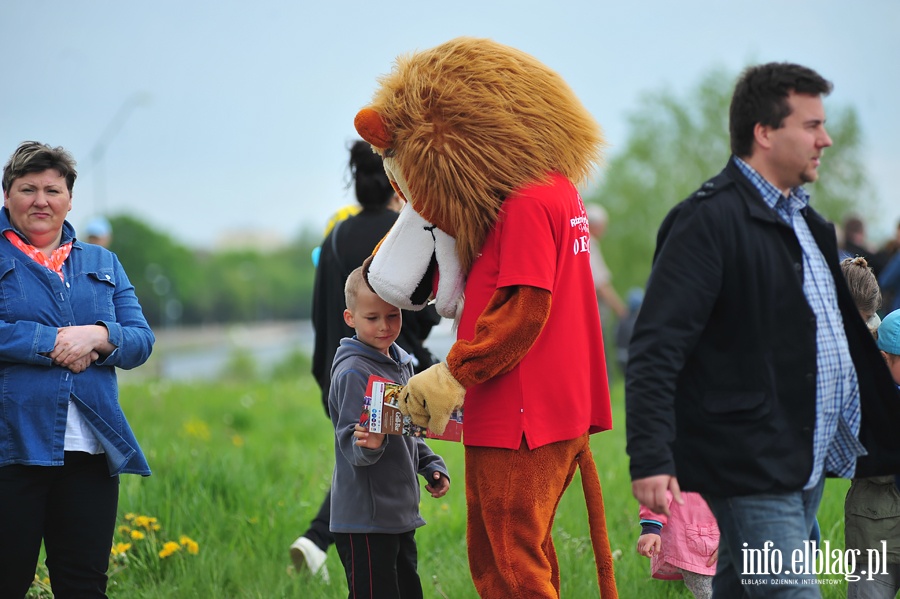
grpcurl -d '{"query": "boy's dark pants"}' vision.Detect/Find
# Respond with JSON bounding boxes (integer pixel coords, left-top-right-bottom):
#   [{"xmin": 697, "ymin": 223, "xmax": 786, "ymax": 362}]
[{"xmin": 333, "ymin": 530, "xmax": 422, "ymax": 599}]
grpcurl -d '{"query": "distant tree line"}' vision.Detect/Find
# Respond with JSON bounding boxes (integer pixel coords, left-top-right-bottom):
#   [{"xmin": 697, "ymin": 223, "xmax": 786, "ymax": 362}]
[{"xmin": 106, "ymin": 215, "xmax": 319, "ymax": 327}]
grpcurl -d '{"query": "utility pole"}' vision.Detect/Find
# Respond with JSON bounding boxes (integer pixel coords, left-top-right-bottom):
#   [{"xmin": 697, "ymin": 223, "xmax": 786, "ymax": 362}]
[{"xmin": 90, "ymin": 92, "xmax": 151, "ymax": 214}]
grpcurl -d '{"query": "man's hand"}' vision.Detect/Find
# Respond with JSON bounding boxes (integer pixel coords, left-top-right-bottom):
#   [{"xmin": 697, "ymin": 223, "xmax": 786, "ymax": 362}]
[
  {"xmin": 632, "ymin": 474, "xmax": 683, "ymax": 516},
  {"xmin": 397, "ymin": 363, "xmax": 465, "ymax": 434}
]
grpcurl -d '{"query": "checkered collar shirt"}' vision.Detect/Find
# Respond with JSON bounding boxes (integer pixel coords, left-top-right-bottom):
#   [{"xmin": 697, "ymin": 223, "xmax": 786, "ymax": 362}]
[{"xmin": 734, "ymin": 156, "xmax": 865, "ymax": 488}]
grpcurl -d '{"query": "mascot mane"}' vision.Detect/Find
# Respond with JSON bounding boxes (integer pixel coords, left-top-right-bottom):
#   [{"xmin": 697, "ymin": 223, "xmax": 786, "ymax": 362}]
[{"xmin": 363, "ymin": 36, "xmax": 605, "ymax": 272}]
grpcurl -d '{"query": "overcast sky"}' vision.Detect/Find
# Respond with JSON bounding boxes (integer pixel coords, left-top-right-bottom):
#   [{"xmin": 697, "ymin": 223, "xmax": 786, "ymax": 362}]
[{"xmin": 2, "ymin": 1, "xmax": 898, "ymax": 249}]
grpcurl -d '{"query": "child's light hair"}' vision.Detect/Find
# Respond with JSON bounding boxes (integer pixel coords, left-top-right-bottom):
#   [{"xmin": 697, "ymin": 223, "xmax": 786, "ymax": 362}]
[
  {"xmin": 840, "ymin": 256, "xmax": 881, "ymax": 328},
  {"xmin": 344, "ymin": 266, "xmax": 367, "ymax": 312}
]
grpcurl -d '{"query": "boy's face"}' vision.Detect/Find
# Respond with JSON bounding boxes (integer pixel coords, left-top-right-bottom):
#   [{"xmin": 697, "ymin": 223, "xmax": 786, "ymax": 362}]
[
  {"xmin": 883, "ymin": 352, "xmax": 900, "ymax": 386},
  {"xmin": 344, "ymin": 286, "xmax": 402, "ymax": 356}
]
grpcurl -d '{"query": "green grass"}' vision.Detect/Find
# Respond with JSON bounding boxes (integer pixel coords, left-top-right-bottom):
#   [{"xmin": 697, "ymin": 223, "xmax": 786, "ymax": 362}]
[{"xmin": 34, "ymin": 371, "xmax": 854, "ymax": 598}]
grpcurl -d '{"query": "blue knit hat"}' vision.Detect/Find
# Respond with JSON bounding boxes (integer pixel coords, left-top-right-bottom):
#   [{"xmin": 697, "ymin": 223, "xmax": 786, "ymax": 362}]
[{"xmin": 877, "ymin": 309, "xmax": 900, "ymax": 355}]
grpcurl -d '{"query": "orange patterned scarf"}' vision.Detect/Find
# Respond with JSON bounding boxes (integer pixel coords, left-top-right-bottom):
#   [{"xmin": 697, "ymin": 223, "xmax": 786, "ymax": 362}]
[{"xmin": 3, "ymin": 230, "xmax": 72, "ymax": 281}]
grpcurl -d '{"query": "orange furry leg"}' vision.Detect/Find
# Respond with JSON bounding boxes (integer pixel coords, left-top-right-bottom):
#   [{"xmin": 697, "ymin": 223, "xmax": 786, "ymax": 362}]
[{"xmin": 465, "ymin": 435, "xmax": 587, "ymax": 598}]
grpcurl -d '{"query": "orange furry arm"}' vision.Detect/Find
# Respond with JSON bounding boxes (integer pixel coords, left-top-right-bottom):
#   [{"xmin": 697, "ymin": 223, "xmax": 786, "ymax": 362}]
[{"xmin": 446, "ymin": 286, "xmax": 551, "ymax": 388}]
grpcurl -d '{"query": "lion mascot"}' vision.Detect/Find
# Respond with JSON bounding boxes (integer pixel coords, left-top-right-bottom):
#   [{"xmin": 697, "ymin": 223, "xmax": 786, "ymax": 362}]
[{"xmin": 354, "ymin": 37, "xmax": 617, "ymax": 598}]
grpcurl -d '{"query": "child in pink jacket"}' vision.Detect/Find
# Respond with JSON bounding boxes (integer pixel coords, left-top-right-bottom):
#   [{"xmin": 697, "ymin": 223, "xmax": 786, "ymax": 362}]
[{"xmin": 637, "ymin": 491, "xmax": 719, "ymax": 599}]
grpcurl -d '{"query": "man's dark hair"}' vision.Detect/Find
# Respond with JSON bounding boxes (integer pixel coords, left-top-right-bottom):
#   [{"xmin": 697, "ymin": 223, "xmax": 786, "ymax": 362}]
[{"xmin": 729, "ymin": 62, "xmax": 833, "ymax": 158}]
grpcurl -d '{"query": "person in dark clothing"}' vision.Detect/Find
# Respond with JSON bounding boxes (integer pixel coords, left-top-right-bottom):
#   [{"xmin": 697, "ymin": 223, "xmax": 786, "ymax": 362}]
[{"xmin": 290, "ymin": 140, "xmax": 440, "ymax": 581}]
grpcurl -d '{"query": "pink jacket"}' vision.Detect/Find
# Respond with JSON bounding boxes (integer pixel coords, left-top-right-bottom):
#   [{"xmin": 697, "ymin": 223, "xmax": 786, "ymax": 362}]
[{"xmin": 639, "ymin": 491, "xmax": 719, "ymax": 579}]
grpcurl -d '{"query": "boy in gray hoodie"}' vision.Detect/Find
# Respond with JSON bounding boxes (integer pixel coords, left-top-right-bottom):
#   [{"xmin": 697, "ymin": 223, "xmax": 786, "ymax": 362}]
[{"xmin": 329, "ymin": 266, "xmax": 450, "ymax": 598}]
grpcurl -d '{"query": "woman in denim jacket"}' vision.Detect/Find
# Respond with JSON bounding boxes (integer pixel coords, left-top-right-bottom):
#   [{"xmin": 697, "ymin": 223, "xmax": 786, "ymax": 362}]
[{"xmin": 0, "ymin": 141, "xmax": 154, "ymax": 598}]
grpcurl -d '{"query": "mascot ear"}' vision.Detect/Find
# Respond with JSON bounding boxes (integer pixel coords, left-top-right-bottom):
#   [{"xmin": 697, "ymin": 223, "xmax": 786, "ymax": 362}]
[{"xmin": 354, "ymin": 108, "xmax": 393, "ymax": 151}]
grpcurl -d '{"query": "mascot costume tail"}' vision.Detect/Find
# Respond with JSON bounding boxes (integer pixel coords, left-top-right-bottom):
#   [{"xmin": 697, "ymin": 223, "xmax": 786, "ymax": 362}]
[{"xmin": 355, "ymin": 37, "xmax": 618, "ymax": 598}]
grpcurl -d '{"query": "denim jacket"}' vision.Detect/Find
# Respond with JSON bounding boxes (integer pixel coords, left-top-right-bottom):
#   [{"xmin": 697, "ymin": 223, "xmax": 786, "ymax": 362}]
[{"xmin": 0, "ymin": 208, "xmax": 154, "ymax": 476}]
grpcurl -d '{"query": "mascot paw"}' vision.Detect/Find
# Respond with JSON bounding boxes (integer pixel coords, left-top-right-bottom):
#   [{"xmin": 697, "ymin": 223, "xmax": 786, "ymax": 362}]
[{"xmin": 398, "ymin": 362, "xmax": 465, "ymax": 435}]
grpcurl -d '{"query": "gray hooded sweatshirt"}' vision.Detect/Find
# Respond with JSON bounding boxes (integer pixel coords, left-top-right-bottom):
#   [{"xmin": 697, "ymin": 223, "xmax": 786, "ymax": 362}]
[{"xmin": 329, "ymin": 337, "xmax": 448, "ymax": 534}]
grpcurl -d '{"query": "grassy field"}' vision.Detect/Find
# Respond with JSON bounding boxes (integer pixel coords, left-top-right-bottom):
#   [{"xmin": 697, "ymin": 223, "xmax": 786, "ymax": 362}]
[{"xmin": 33, "ymin": 356, "xmax": 855, "ymax": 598}]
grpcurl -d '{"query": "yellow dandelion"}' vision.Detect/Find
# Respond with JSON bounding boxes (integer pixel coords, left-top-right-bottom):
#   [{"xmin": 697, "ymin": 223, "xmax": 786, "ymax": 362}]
[
  {"xmin": 152, "ymin": 522, "xmax": 161, "ymax": 531},
  {"xmin": 130, "ymin": 530, "xmax": 145, "ymax": 540},
  {"xmin": 111, "ymin": 542, "xmax": 132, "ymax": 556},
  {"xmin": 159, "ymin": 541, "xmax": 182, "ymax": 559},
  {"xmin": 133, "ymin": 515, "xmax": 158, "ymax": 530},
  {"xmin": 118, "ymin": 525, "xmax": 132, "ymax": 534},
  {"xmin": 179, "ymin": 535, "xmax": 200, "ymax": 555}
]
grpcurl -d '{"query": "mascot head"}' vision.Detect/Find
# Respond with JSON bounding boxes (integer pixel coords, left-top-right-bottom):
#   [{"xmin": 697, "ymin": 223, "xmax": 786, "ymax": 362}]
[{"xmin": 355, "ymin": 37, "xmax": 604, "ymax": 317}]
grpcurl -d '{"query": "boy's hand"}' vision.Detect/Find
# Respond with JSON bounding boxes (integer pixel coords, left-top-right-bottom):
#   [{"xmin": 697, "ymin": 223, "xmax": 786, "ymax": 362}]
[
  {"xmin": 353, "ymin": 424, "xmax": 385, "ymax": 449},
  {"xmin": 636, "ymin": 533, "xmax": 661, "ymax": 558},
  {"xmin": 425, "ymin": 471, "xmax": 450, "ymax": 498}
]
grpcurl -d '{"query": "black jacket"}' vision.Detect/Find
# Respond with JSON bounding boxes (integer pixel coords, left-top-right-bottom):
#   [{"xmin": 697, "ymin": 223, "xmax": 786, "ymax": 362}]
[
  {"xmin": 625, "ymin": 159, "xmax": 900, "ymax": 497},
  {"xmin": 311, "ymin": 208, "xmax": 440, "ymax": 415}
]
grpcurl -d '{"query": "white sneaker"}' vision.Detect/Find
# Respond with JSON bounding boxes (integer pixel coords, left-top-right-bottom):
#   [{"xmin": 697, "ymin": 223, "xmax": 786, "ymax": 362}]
[{"xmin": 290, "ymin": 536, "xmax": 330, "ymax": 583}]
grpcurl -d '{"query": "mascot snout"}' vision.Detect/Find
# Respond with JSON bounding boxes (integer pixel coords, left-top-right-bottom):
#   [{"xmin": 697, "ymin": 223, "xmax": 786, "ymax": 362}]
[{"xmin": 366, "ymin": 204, "xmax": 465, "ymax": 319}]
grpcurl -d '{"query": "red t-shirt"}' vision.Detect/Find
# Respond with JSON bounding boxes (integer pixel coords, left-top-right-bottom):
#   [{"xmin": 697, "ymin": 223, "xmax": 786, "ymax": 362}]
[{"xmin": 457, "ymin": 172, "xmax": 612, "ymax": 449}]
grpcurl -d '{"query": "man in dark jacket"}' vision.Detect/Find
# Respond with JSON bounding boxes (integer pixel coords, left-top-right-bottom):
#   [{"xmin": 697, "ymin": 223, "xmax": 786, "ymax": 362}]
[{"xmin": 626, "ymin": 62, "xmax": 900, "ymax": 597}]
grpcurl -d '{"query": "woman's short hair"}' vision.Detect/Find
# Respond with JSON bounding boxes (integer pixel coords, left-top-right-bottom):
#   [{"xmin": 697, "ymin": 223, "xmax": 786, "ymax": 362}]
[{"xmin": 2, "ymin": 141, "xmax": 78, "ymax": 194}]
